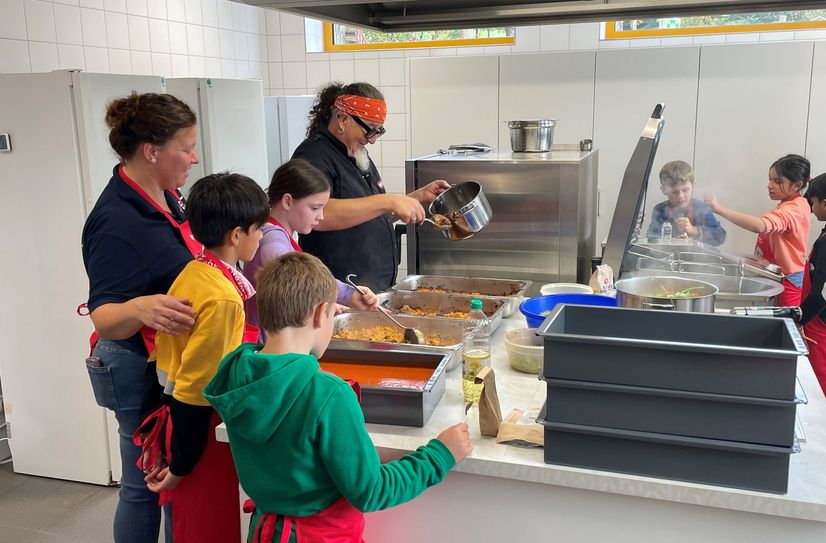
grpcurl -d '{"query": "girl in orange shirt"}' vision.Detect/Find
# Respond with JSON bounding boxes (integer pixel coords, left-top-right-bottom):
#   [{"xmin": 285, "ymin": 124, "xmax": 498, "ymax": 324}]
[{"xmin": 705, "ymin": 154, "xmax": 811, "ymax": 307}]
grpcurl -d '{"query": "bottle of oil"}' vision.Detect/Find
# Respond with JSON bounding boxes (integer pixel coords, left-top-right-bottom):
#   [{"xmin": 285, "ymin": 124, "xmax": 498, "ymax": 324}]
[{"xmin": 462, "ymin": 299, "xmax": 491, "ymax": 404}]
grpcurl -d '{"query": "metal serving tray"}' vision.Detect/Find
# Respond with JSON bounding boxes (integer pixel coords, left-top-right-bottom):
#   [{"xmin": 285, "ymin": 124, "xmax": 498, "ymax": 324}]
[
  {"xmin": 331, "ymin": 312, "xmax": 464, "ymax": 371},
  {"xmin": 544, "ymin": 378, "xmax": 802, "ymax": 447},
  {"xmin": 391, "ymin": 275, "xmax": 531, "ymax": 317},
  {"xmin": 377, "ymin": 291, "xmax": 507, "ymax": 332},
  {"xmin": 319, "ymin": 347, "xmax": 449, "ymax": 427},
  {"xmin": 538, "ymin": 410, "xmax": 797, "ymax": 494},
  {"xmin": 538, "ymin": 305, "xmax": 806, "ymax": 400}
]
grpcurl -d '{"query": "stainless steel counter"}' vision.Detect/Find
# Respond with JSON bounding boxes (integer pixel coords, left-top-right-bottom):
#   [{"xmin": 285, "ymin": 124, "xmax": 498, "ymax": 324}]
[{"xmin": 405, "ymin": 145, "xmax": 597, "ymax": 295}]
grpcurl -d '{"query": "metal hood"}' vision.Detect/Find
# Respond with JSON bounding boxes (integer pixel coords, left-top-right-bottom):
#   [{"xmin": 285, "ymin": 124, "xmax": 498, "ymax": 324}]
[{"xmin": 235, "ymin": 1, "xmax": 825, "ymax": 31}]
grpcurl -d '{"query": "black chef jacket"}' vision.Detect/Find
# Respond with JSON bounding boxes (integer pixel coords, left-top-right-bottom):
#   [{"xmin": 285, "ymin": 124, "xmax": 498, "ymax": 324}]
[{"xmin": 293, "ymin": 127, "xmax": 399, "ymax": 292}]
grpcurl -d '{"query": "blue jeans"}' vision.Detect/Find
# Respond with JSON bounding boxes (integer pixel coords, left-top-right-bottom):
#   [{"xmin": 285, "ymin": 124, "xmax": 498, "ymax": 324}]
[{"xmin": 87, "ymin": 339, "xmax": 172, "ymax": 543}]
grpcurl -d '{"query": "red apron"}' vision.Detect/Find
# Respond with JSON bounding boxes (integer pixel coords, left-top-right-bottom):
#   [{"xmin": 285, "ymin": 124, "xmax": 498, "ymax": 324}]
[
  {"xmin": 267, "ymin": 217, "xmax": 303, "ymax": 253},
  {"xmin": 755, "ymin": 198, "xmax": 802, "ymax": 307},
  {"xmin": 79, "ymin": 165, "xmax": 203, "ymax": 355},
  {"xmin": 170, "ymin": 412, "xmax": 241, "ymax": 543},
  {"xmin": 244, "ymin": 497, "xmax": 365, "ymax": 543},
  {"xmin": 801, "ymin": 234, "xmax": 826, "ymax": 396}
]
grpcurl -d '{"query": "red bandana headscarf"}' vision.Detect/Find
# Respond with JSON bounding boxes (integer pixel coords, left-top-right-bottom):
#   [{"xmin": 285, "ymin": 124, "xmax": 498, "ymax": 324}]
[{"xmin": 334, "ymin": 94, "xmax": 387, "ymax": 124}]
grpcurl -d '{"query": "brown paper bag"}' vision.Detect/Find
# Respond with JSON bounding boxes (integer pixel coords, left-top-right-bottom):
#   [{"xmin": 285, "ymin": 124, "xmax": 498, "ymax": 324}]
[
  {"xmin": 495, "ymin": 408, "xmax": 544, "ymax": 448},
  {"xmin": 475, "ymin": 367, "xmax": 502, "ymax": 437}
]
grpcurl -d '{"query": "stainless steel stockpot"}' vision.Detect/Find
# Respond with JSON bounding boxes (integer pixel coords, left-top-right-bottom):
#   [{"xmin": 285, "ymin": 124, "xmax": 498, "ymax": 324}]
[
  {"xmin": 508, "ymin": 119, "xmax": 556, "ymax": 152},
  {"xmin": 614, "ymin": 275, "xmax": 718, "ymax": 313},
  {"xmin": 428, "ymin": 181, "xmax": 492, "ymax": 241}
]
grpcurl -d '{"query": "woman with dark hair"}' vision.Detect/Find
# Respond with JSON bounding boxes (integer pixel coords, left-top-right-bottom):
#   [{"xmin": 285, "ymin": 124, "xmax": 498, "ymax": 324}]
[
  {"xmin": 242, "ymin": 158, "xmax": 380, "ymax": 342},
  {"xmin": 81, "ymin": 91, "xmax": 200, "ymax": 543},
  {"xmin": 292, "ymin": 82, "xmax": 449, "ymax": 292},
  {"xmin": 706, "ymin": 154, "xmax": 812, "ymax": 306}
]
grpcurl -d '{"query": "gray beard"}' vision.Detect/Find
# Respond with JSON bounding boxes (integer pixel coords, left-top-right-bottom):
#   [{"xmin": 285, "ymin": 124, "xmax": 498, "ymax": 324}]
[{"xmin": 353, "ymin": 147, "xmax": 371, "ymax": 173}]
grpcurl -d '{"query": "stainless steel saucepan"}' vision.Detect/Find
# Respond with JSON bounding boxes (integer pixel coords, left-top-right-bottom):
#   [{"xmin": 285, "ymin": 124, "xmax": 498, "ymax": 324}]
[
  {"xmin": 425, "ymin": 181, "xmax": 492, "ymax": 241},
  {"xmin": 614, "ymin": 275, "xmax": 718, "ymax": 313}
]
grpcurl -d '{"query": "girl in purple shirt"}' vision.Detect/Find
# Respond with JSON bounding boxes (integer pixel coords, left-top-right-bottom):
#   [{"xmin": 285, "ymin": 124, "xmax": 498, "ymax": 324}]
[{"xmin": 243, "ymin": 159, "xmax": 379, "ymax": 341}]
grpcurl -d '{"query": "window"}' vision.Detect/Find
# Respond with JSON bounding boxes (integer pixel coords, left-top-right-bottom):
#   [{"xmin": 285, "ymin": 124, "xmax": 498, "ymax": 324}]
[
  {"xmin": 323, "ymin": 22, "xmax": 515, "ymax": 51},
  {"xmin": 606, "ymin": 9, "xmax": 826, "ymax": 39}
]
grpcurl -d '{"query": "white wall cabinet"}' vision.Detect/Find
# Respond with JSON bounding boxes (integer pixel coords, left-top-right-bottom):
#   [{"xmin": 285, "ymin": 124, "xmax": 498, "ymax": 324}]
[
  {"xmin": 694, "ymin": 42, "xmax": 815, "ymax": 254},
  {"xmin": 498, "ymin": 51, "xmax": 596, "ymax": 151},
  {"xmin": 593, "ymin": 46, "xmax": 701, "ymax": 244},
  {"xmin": 409, "ymin": 56, "xmax": 499, "ymax": 158},
  {"xmin": 806, "ymin": 42, "xmax": 826, "ymax": 180}
]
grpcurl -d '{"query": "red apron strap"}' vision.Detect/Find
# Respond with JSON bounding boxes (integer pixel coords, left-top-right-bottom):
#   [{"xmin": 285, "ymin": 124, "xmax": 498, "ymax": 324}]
[
  {"xmin": 133, "ymin": 405, "xmax": 172, "ymax": 475},
  {"xmin": 267, "ymin": 217, "xmax": 303, "ymax": 253},
  {"xmin": 118, "ymin": 164, "xmax": 203, "ymax": 258}
]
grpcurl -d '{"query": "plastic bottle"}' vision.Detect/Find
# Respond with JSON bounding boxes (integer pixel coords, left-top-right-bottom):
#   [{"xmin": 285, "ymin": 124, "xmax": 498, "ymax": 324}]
[
  {"xmin": 462, "ymin": 299, "xmax": 491, "ymax": 404},
  {"xmin": 661, "ymin": 221, "xmax": 673, "ymax": 242}
]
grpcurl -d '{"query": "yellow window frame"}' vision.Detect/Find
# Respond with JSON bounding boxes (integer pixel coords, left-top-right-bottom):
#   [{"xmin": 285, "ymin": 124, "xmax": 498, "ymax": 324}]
[
  {"xmin": 323, "ymin": 22, "xmax": 515, "ymax": 51},
  {"xmin": 605, "ymin": 19, "xmax": 826, "ymax": 39}
]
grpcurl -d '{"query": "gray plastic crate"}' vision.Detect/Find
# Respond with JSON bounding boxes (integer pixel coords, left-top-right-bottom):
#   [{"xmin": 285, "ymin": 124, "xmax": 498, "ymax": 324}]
[
  {"xmin": 544, "ymin": 378, "xmax": 800, "ymax": 447},
  {"xmin": 538, "ymin": 305, "xmax": 805, "ymax": 400},
  {"xmin": 539, "ymin": 414, "xmax": 796, "ymax": 494}
]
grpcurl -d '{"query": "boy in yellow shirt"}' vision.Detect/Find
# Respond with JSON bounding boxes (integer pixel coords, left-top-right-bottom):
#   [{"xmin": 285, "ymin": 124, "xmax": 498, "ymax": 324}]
[{"xmin": 140, "ymin": 172, "xmax": 269, "ymax": 543}]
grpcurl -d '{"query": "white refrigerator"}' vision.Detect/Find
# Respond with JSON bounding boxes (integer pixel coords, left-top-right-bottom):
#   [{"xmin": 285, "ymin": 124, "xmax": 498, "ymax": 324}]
[
  {"xmin": 0, "ymin": 70, "xmax": 166, "ymax": 485},
  {"xmin": 165, "ymin": 77, "xmax": 269, "ymax": 191},
  {"xmin": 0, "ymin": 71, "xmax": 271, "ymax": 485},
  {"xmin": 263, "ymin": 95, "xmax": 316, "ymax": 177}
]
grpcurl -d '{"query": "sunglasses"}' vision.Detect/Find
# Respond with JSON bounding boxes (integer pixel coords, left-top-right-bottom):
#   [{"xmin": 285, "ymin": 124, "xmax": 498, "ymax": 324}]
[{"xmin": 351, "ymin": 115, "xmax": 386, "ymax": 139}]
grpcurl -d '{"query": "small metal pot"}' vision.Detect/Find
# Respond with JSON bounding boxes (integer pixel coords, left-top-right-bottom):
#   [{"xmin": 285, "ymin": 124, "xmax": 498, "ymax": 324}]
[
  {"xmin": 508, "ymin": 119, "xmax": 556, "ymax": 152},
  {"xmin": 614, "ymin": 276, "xmax": 718, "ymax": 313},
  {"xmin": 428, "ymin": 181, "xmax": 492, "ymax": 241}
]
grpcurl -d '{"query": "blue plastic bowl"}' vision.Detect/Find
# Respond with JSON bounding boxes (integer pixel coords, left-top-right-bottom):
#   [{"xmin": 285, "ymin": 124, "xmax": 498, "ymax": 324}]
[{"xmin": 519, "ymin": 293, "xmax": 617, "ymax": 328}]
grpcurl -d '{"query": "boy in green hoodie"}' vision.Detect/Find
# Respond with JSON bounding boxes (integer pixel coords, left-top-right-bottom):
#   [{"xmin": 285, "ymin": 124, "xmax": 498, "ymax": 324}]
[{"xmin": 204, "ymin": 252, "xmax": 471, "ymax": 543}]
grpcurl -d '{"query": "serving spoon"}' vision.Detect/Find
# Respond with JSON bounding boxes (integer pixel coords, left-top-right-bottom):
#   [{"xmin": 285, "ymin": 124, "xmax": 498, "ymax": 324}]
[{"xmin": 345, "ymin": 274, "xmax": 427, "ymax": 345}]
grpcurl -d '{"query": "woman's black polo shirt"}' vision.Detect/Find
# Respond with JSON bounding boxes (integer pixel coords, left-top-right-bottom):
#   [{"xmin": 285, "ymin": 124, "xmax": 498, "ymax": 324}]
[
  {"xmin": 81, "ymin": 165, "xmax": 193, "ymax": 353},
  {"xmin": 294, "ymin": 127, "xmax": 398, "ymax": 292}
]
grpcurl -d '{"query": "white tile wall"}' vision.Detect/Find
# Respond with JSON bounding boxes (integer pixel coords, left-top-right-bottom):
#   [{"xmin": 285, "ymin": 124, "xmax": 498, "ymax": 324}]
[
  {"xmin": 379, "ymin": 57, "xmax": 405, "ymax": 86},
  {"xmin": 128, "ymin": 15, "xmax": 150, "ymax": 51},
  {"xmin": 104, "ymin": 0, "xmax": 125, "ymax": 12},
  {"xmin": 54, "ymin": 4, "xmax": 83, "ymax": 45},
  {"xmin": 80, "ymin": 8, "xmax": 107, "ymax": 47},
  {"xmin": 541, "ymin": 24, "xmax": 569, "ymax": 51},
  {"xmin": 25, "ymin": 0, "xmax": 57, "ymax": 42},
  {"xmin": 166, "ymin": 0, "xmax": 185, "ymax": 22},
  {"xmin": 109, "ymin": 47, "xmax": 132, "ymax": 73},
  {"xmin": 84, "ymin": 45, "xmax": 109, "ymax": 71},
  {"xmin": 148, "ymin": 17, "xmax": 170, "ymax": 53},
  {"xmin": 28, "ymin": 41, "xmax": 59, "ymax": 71},
  {"xmin": 131, "ymin": 49, "xmax": 151, "ymax": 73},
  {"xmin": 282, "ymin": 61, "xmax": 306, "ymax": 88},
  {"xmin": 105, "ymin": 11, "xmax": 130, "ymax": 50},
  {"xmin": 57, "ymin": 43, "xmax": 85, "ymax": 69},
  {"xmin": 354, "ymin": 58, "xmax": 379, "ymax": 81},
  {"xmin": 126, "ymin": 0, "xmax": 146, "ymax": 16}
]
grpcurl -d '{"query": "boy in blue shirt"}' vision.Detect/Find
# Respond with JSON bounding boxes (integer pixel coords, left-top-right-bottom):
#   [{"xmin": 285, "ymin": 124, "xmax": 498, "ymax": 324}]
[{"xmin": 647, "ymin": 160, "xmax": 727, "ymax": 246}]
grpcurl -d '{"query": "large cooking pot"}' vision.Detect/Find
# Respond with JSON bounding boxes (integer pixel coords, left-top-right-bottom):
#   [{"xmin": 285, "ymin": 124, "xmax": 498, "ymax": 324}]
[
  {"xmin": 428, "ymin": 181, "xmax": 492, "ymax": 241},
  {"xmin": 508, "ymin": 119, "xmax": 556, "ymax": 152},
  {"xmin": 614, "ymin": 276, "xmax": 718, "ymax": 313}
]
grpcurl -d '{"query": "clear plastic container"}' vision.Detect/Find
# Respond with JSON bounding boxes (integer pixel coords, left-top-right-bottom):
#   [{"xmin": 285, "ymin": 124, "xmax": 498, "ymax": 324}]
[
  {"xmin": 505, "ymin": 328, "xmax": 544, "ymax": 373},
  {"xmin": 462, "ymin": 299, "xmax": 491, "ymax": 404},
  {"xmin": 661, "ymin": 221, "xmax": 673, "ymax": 242}
]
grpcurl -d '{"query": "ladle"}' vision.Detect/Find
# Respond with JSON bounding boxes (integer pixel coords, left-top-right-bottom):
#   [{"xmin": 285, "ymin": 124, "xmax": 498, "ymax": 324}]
[{"xmin": 345, "ymin": 274, "xmax": 427, "ymax": 345}]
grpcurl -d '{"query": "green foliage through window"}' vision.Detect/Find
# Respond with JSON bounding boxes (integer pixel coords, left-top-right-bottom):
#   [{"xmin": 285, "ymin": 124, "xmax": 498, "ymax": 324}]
[{"xmin": 614, "ymin": 10, "xmax": 826, "ymax": 32}]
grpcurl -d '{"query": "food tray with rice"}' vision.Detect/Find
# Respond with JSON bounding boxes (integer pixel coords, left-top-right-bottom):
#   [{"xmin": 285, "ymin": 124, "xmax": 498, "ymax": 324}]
[
  {"xmin": 391, "ymin": 275, "xmax": 531, "ymax": 318},
  {"xmin": 377, "ymin": 291, "xmax": 507, "ymax": 332},
  {"xmin": 331, "ymin": 312, "xmax": 465, "ymax": 371}
]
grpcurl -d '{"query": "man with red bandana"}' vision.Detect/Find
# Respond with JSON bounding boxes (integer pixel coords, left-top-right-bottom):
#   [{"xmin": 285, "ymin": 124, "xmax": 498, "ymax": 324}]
[{"xmin": 292, "ymin": 82, "xmax": 449, "ymax": 292}]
